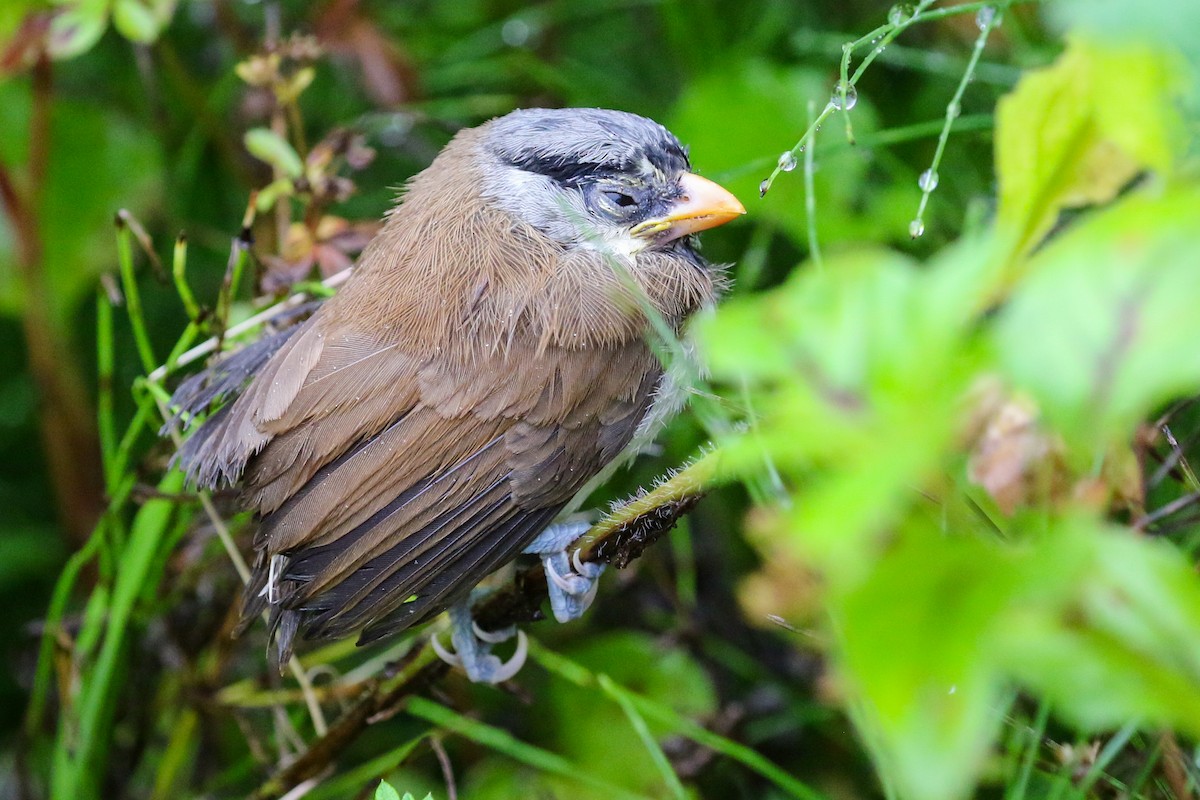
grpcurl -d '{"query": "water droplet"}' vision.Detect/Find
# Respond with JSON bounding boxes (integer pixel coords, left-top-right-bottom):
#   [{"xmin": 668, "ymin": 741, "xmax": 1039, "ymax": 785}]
[
  {"xmin": 887, "ymin": 3, "xmax": 915, "ymax": 25},
  {"xmin": 918, "ymin": 169, "xmax": 939, "ymax": 192},
  {"xmin": 830, "ymin": 82, "xmax": 858, "ymax": 110},
  {"xmin": 946, "ymin": 100, "xmax": 961, "ymax": 120},
  {"xmin": 777, "ymin": 151, "xmax": 797, "ymax": 172},
  {"xmin": 501, "ymin": 18, "xmax": 534, "ymax": 47},
  {"xmin": 909, "ymin": 218, "xmax": 925, "ymax": 238},
  {"xmin": 759, "ymin": 179, "xmax": 771, "ymax": 197},
  {"xmin": 976, "ymin": 5, "xmax": 997, "ymax": 30}
]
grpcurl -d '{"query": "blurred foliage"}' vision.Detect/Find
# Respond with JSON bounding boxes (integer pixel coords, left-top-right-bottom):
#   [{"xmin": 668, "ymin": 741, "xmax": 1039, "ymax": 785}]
[{"xmin": 2, "ymin": 0, "xmax": 1200, "ymax": 799}]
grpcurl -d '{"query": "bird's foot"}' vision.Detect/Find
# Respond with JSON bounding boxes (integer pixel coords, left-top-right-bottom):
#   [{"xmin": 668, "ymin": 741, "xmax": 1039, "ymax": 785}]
[
  {"xmin": 431, "ymin": 602, "xmax": 527, "ymax": 683},
  {"xmin": 524, "ymin": 520, "xmax": 605, "ymax": 623}
]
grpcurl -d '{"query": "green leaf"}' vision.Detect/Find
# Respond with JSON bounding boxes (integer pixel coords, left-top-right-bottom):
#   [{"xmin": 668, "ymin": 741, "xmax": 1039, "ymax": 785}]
[
  {"xmin": 699, "ymin": 246, "xmax": 990, "ymax": 580},
  {"xmin": 835, "ymin": 519, "xmax": 1020, "ymax": 800},
  {"xmin": 254, "ymin": 178, "xmax": 294, "ymax": 212},
  {"xmin": 406, "ymin": 696, "xmax": 651, "ymax": 800},
  {"xmin": 832, "ymin": 509, "xmax": 1200, "ymax": 800},
  {"xmin": 998, "ymin": 519, "xmax": 1200, "ymax": 737},
  {"xmin": 373, "ymin": 779, "xmax": 400, "ymax": 800},
  {"xmin": 46, "ymin": 0, "xmax": 110, "ymax": 60},
  {"xmin": 111, "ymin": 0, "xmax": 173, "ymax": 43},
  {"xmin": 994, "ymin": 36, "xmax": 1184, "ymax": 264},
  {"xmin": 1044, "ymin": 0, "xmax": 1200, "ymax": 83},
  {"xmin": 994, "ymin": 184, "xmax": 1200, "ymax": 450},
  {"xmin": 243, "ymin": 127, "xmax": 304, "ymax": 178}
]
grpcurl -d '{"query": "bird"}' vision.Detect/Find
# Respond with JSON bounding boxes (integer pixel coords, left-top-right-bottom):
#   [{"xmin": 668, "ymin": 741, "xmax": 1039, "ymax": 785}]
[{"xmin": 169, "ymin": 107, "xmax": 744, "ymax": 682}]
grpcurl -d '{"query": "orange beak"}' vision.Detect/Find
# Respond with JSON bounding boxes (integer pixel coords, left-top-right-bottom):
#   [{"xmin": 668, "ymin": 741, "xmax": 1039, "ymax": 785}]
[{"xmin": 630, "ymin": 172, "xmax": 746, "ymax": 243}]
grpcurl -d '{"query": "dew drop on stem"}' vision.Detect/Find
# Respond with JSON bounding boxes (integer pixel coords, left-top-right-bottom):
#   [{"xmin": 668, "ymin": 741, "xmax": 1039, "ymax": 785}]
[
  {"xmin": 976, "ymin": 5, "xmax": 998, "ymax": 30},
  {"xmin": 918, "ymin": 169, "xmax": 939, "ymax": 192},
  {"xmin": 777, "ymin": 151, "xmax": 797, "ymax": 172},
  {"xmin": 830, "ymin": 82, "xmax": 857, "ymax": 110},
  {"xmin": 888, "ymin": 3, "xmax": 915, "ymax": 25}
]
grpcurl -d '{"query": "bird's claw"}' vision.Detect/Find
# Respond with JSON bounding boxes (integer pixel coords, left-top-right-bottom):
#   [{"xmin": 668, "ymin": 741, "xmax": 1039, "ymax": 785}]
[
  {"xmin": 432, "ymin": 603, "xmax": 528, "ymax": 683},
  {"xmin": 473, "ymin": 621, "xmax": 516, "ymax": 644},
  {"xmin": 541, "ymin": 550, "xmax": 604, "ymax": 623},
  {"xmin": 523, "ymin": 520, "xmax": 606, "ymax": 623}
]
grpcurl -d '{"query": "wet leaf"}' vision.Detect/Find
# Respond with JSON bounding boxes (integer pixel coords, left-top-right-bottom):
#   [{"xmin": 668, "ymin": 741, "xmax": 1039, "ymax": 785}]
[{"xmin": 995, "ymin": 36, "xmax": 1184, "ymax": 264}]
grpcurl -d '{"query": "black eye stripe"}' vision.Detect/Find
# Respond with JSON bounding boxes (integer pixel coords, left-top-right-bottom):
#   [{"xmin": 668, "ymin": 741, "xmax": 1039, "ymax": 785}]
[
  {"xmin": 502, "ymin": 145, "xmax": 687, "ymax": 187},
  {"xmin": 501, "ymin": 153, "xmax": 597, "ymax": 185}
]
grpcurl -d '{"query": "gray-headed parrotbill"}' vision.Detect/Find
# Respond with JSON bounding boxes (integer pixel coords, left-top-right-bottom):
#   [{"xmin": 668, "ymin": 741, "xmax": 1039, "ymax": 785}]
[{"xmin": 171, "ymin": 108, "xmax": 744, "ymax": 682}]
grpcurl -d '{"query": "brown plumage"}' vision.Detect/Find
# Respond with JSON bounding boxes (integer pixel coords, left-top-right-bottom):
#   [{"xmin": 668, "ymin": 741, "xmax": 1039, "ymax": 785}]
[{"xmin": 173, "ymin": 108, "xmax": 742, "ymax": 666}]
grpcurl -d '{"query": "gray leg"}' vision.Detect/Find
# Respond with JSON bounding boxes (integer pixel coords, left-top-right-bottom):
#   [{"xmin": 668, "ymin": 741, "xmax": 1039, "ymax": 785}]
[
  {"xmin": 430, "ymin": 519, "xmax": 604, "ymax": 682},
  {"xmin": 523, "ymin": 520, "xmax": 605, "ymax": 623},
  {"xmin": 431, "ymin": 601, "xmax": 527, "ymax": 683}
]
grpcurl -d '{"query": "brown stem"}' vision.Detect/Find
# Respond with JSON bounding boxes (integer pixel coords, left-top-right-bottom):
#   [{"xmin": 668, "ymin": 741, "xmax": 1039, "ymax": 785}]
[
  {"xmin": 1160, "ymin": 732, "xmax": 1194, "ymax": 800},
  {"xmin": 0, "ymin": 55, "xmax": 104, "ymax": 543}
]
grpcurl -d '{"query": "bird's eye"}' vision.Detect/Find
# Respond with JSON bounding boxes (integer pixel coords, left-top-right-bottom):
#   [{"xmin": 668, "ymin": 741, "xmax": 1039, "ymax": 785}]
[{"xmin": 604, "ymin": 190, "xmax": 638, "ymax": 208}]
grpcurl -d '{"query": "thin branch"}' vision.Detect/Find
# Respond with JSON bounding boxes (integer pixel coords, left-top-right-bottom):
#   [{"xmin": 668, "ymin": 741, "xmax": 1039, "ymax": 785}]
[
  {"xmin": 146, "ymin": 268, "xmax": 352, "ymax": 384},
  {"xmin": 28, "ymin": 52, "xmax": 51, "ymax": 210},
  {"xmin": 1135, "ymin": 490, "xmax": 1200, "ymax": 533},
  {"xmin": 430, "ymin": 736, "xmax": 458, "ymax": 800}
]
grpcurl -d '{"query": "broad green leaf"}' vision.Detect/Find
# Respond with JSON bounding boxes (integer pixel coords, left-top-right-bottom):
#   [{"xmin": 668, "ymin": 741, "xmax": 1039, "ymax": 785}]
[
  {"xmin": 835, "ymin": 519, "xmax": 1021, "ymax": 800},
  {"xmin": 994, "ymin": 37, "xmax": 1184, "ymax": 264},
  {"xmin": 994, "ymin": 184, "xmax": 1200, "ymax": 452},
  {"xmin": 833, "ymin": 510, "xmax": 1200, "ymax": 800},
  {"xmin": 699, "ymin": 247, "xmax": 990, "ymax": 579},
  {"xmin": 998, "ymin": 520, "xmax": 1200, "ymax": 737},
  {"xmin": 243, "ymin": 127, "xmax": 304, "ymax": 178}
]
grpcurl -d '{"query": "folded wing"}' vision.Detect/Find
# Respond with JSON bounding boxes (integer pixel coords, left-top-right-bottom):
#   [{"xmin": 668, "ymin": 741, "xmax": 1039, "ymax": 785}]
[{"xmin": 177, "ymin": 311, "xmax": 659, "ymax": 663}]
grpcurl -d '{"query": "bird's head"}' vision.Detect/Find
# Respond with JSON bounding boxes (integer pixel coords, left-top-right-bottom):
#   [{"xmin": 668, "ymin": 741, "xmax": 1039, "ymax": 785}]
[{"xmin": 476, "ymin": 107, "xmax": 744, "ymax": 257}]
